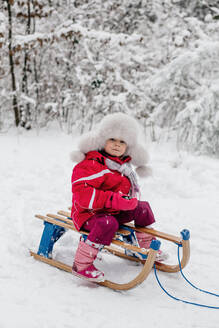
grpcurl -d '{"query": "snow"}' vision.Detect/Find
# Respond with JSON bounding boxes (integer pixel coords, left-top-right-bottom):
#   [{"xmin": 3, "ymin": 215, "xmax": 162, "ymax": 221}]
[{"xmin": 1, "ymin": 128, "xmax": 219, "ymax": 328}]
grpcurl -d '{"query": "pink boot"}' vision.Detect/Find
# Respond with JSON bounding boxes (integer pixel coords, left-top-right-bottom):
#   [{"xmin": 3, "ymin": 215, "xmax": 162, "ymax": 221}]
[
  {"xmin": 72, "ymin": 240, "xmax": 105, "ymax": 282},
  {"xmin": 135, "ymin": 231, "xmax": 168, "ymax": 262},
  {"xmin": 136, "ymin": 231, "xmax": 156, "ymax": 249}
]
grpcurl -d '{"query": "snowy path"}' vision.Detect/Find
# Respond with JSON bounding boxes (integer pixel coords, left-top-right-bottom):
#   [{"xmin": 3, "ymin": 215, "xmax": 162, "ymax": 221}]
[{"xmin": 1, "ymin": 130, "xmax": 219, "ymax": 328}]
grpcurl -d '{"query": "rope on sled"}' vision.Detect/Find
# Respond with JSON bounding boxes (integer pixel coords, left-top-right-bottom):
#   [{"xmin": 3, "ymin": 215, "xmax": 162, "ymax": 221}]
[
  {"xmin": 153, "ymin": 245, "xmax": 219, "ymax": 309},
  {"xmin": 177, "ymin": 245, "xmax": 219, "ymax": 298}
]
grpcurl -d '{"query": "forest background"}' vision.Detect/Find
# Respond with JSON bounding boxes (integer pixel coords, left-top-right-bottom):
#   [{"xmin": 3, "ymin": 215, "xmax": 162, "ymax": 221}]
[{"xmin": 1, "ymin": 0, "xmax": 219, "ymax": 155}]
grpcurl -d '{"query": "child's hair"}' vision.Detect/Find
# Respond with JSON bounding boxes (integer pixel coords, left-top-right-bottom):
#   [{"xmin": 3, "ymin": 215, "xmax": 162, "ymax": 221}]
[{"xmin": 70, "ymin": 112, "xmax": 152, "ymax": 177}]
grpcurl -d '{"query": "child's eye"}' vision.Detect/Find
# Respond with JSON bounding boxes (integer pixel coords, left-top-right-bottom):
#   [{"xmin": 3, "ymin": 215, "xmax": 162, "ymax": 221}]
[
  {"xmin": 120, "ymin": 140, "xmax": 125, "ymax": 144},
  {"xmin": 110, "ymin": 138, "xmax": 115, "ymax": 141}
]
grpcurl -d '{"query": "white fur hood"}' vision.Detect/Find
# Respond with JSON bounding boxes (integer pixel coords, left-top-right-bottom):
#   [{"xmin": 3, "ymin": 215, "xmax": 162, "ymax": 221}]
[{"xmin": 70, "ymin": 113, "xmax": 152, "ymax": 177}]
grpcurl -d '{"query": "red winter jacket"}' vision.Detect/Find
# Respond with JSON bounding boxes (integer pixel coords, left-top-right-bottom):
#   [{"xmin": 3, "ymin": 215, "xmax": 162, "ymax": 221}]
[{"xmin": 71, "ymin": 150, "xmax": 132, "ymax": 230}]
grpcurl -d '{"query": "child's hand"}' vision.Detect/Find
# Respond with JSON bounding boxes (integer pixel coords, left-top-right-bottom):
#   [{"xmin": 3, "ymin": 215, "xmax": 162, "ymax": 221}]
[{"xmin": 106, "ymin": 192, "xmax": 138, "ymax": 211}]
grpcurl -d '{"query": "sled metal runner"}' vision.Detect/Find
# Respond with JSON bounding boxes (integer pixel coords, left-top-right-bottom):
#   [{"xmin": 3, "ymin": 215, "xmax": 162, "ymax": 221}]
[{"xmin": 30, "ymin": 210, "xmax": 190, "ymax": 291}]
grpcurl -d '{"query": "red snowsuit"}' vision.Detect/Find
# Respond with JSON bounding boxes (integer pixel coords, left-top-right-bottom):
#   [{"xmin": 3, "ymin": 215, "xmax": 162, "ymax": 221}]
[{"xmin": 71, "ymin": 150, "xmax": 132, "ymax": 230}]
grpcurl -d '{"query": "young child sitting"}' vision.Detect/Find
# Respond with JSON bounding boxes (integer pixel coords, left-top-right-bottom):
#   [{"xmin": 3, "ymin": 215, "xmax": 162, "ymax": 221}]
[{"xmin": 70, "ymin": 112, "xmax": 166, "ymax": 282}]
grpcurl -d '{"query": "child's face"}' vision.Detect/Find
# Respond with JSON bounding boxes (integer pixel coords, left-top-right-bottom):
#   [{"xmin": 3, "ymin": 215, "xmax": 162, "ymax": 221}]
[{"xmin": 104, "ymin": 138, "xmax": 127, "ymax": 157}]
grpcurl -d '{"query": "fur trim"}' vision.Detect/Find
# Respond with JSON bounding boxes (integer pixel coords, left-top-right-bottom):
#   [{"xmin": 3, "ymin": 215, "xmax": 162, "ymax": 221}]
[
  {"xmin": 78, "ymin": 132, "xmax": 100, "ymax": 154},
  {"xmin": 128, "ymin": 143, "xmax": 149, "ymax": 167},
  {"xmin": 135, "ymin": 165, "xmax": 152, "ymax": 177},
  {"xmin": 70, "ymin": 150, "xmax": 85, "ymax": 163}
]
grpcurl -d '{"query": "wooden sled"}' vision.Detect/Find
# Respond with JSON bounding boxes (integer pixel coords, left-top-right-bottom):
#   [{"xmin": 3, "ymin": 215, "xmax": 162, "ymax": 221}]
[{"xmin": 30, "ymin": 209, "xmax": 190, "ymax": 291}]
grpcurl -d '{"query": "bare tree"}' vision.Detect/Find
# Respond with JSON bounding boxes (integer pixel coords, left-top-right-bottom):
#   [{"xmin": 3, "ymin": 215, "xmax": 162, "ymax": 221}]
[
  {"xmin": 20, "ymin": 0, "xmax": 32, "ymax": 129},
  {"xmin": 6, "ymin": 0, "xmax": 20, "ymax": 126}
]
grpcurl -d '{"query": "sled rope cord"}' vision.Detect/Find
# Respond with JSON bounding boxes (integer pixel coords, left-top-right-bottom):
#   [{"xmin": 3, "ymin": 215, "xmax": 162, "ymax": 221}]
[
  {"xmin": 30, "ymin": 209, "xmax": 190, "ymax": 291},
  {"xmin": 154, "ymin": 244, "xmax": 219, "ymax": 309}
]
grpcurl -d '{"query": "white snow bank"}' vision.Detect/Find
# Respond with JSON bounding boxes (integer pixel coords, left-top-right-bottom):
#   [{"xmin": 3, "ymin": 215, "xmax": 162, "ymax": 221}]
[{"xmin": 0, "ymin": 129, "xmax": 219, "ymax": 328}]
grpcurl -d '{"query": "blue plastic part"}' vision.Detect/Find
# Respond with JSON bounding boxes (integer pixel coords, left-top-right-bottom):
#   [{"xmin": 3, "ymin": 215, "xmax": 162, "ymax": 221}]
[
  {"xmin": 180, "ymin": 229, "xmax": 190, "ymax": 241},
  {"xmin": 119, "ymin": 225, "xmax": 136, "ymax": 244},
  {"xmin": 150, "ymin": 239, "xmax": 161, "ymax": 251},
  {"xmin": 37, "ymin": 221, "xmax": 66, "ymax": 258},
  {"xmin": 119, "ymin": 225, "xmax": 161, "ymax": 260},
  {"xmin": 120, "ymin": 225, "xmax": 135, "ymax": 234},
  {"xmin": 81, "ymin": 234, "xmax": 88, "ymax": 242},
  {"xmin": 118, "ymin": 225, "xmax": 145, "ymax": 259}
]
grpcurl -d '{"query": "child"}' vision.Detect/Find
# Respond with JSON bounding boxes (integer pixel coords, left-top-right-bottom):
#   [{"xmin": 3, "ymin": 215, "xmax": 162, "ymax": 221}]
[{"xmin": 70, "ymin": 112, "xmax": 165, "ymax": 282}]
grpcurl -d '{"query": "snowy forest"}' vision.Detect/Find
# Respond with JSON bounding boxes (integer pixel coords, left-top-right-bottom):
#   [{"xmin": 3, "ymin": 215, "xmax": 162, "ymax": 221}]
[
  {"xmin": 1, "ymin": 2, "xmax": 219, "ymax": 325},
  {"xmin": 1, "ymin": 0, "xmax": 219, "ymax": 155}
]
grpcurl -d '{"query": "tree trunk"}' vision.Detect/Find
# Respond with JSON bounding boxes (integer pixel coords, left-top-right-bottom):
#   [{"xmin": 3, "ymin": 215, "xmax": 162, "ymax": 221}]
[
  {"xmin": 21, "ymin": 0, "xmax": 31, "ymax": 128},
  {"xmin": 7, "ymin": 0, "xmax": 20, "ymax": 126}
]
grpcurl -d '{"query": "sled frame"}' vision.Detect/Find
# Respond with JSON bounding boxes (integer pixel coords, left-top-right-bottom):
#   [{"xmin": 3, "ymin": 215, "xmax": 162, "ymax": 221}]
[{"xmin": 30, "ymin": 210, "xmax": 190, "ymax": 291}]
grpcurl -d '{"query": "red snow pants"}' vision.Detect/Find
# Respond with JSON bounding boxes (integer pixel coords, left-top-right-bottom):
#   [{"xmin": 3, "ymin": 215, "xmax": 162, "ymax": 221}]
[{"xmin": 82, "ymin": 201, "xmax": 155, "ymax": 246}]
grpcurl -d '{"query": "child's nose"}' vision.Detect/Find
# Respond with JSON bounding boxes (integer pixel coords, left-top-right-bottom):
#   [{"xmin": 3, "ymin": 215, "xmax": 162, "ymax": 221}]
[{"xmin": 114, "ymin": 140, "xmax": 120, "ymax": 146}]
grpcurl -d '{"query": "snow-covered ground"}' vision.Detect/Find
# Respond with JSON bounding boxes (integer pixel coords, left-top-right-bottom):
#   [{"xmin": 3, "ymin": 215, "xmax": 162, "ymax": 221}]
[{"xmin": 1, "ymin": 128, "xmax": 219, "ymax": 328}]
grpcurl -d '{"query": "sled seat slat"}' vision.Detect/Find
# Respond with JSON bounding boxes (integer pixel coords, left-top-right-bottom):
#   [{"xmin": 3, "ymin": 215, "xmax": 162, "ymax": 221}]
[
  {"xmin": 124, "ymin": 223, "xmax": 182, "ymax": 244},
  {"xmin": 46, "ymin": 213, "xmax": 74, "ymax": 225},
  {"xmin": 35, "ymin": 214, "xmax": 88, "ymax": 234},
  {"xmin": 57, "ymin": 210, "xmax": 182, "ymax": 244},
  {"xmin": 55, "ymin": 211, "xmax": 131, "ymax": 236},
  {"xmin": 35, "ymin": 214, "xmax": 149, "ymax": 254},
  {"xmin": 57, "ymin": 210, "xmax": 71, "ymax": 217}
]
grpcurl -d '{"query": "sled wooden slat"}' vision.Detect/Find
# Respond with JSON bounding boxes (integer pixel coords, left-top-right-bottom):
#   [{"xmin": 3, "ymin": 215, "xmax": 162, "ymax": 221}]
[
  {"xmin": 57, "ymin": 210, "xmax": 181, "ymax": 243},
  {"xmin": 99, "ymin": 247, "xmax": 158, "ymax": 290},
  {"xmin": 104, "ymin": 246, "xmax": 142, "ymax": 262},
  {"xmin": 35, "ymin": 214, "xmax": 84, "ymax": 234},
  {"xmin": 105, "ymin": 240, "xmax": 190, "ymax": 273},
  {"xmin": 46, "ymin": 213, "xmax": 74, "ymax": 225},
  {"xmin": 155, "ymin": 238, "xmax": 190, "ymax": 272},
  {"xmin": 123, "ymin": 222, "xmax": 182, "ymax": 244},
  {"xmin": 30, "ymin": 251, "xmax": 72, "ymax": 273},
  {"xmin": 56, "ymin": 210, "xmax": 131, "ymax": 236},
  {"xmin": 112, "ymin": 239, "xmax": 149, "ymax": 254},
  {"xmin": 58, "ymin": 210, "xmax": 71, "ymax": 217},
  {"xmin": 30, "ymin": 247, "xmax": 158, "ymax": 291}
]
